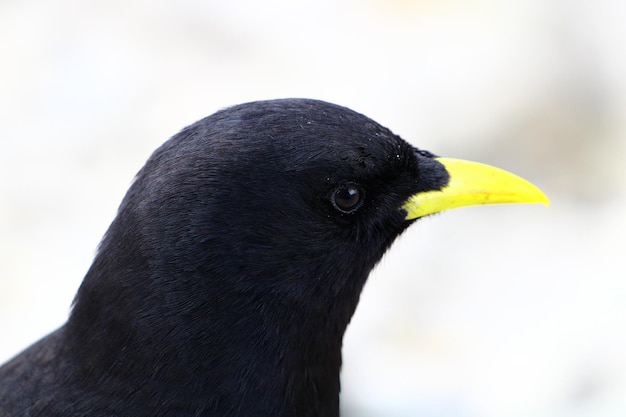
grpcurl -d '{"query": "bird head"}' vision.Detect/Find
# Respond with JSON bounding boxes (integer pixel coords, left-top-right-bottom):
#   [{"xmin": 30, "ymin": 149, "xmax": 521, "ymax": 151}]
[
  {"xmin": 61, "ymin": 98, "xmax": 548, "ymax": 415},
  {"xmin": 73, "ymin": 99, "xmax": 548, "ymax": 335}
]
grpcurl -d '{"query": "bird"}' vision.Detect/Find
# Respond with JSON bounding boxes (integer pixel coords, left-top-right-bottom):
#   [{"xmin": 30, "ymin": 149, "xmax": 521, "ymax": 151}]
[{"xmin": 0, "ymin": 98, "xmax": 548, "ymax": 416}]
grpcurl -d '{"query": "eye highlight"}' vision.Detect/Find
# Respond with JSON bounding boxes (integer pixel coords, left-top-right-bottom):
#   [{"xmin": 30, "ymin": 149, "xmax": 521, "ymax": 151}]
[{"xmin": 331, "ymin": 183, "xmax": 364, "ymax": 214}]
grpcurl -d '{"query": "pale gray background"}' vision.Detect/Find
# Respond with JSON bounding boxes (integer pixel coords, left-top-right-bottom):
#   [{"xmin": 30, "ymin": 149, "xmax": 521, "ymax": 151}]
[{"xmin": 1, "ymin": 1, "xmax": 625, "ymax": 416}]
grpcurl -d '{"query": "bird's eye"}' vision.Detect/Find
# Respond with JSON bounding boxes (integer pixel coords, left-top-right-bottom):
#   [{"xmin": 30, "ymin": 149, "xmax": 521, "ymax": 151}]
[{"xmin": 331, "ymin": 183, "xmax": 364, "ymax": 213}]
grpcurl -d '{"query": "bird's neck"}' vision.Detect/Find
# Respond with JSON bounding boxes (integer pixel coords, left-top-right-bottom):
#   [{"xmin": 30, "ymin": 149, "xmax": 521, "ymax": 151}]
[
  {"xmin": 68, "ymin": 281, "xmax": 348, "ymax": 417},
  {"xmin": 232, "ymin": 311, "xmax": 345, "ymax": 417},
  {"xmin": 181, "ymin": 298, "xmax": 347, "ymax": 417}
]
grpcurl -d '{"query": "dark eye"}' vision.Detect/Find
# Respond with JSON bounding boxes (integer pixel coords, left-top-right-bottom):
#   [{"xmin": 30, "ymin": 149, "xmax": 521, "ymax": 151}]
[{"xmin": 331, "ymin": 183, "xmax": 364, "ymax": 213}]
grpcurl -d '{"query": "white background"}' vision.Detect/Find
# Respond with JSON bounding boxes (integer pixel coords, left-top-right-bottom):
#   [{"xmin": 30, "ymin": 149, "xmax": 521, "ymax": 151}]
[{"xmin": 1, "ymin": 1, "xmax": 625, "ymax": 416}]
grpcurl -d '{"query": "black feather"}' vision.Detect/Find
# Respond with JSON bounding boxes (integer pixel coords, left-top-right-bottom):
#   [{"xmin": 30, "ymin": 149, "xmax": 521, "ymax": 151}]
[{"xmin": 0, "ymin": 98, "xmax": 449, "ymax": 417}]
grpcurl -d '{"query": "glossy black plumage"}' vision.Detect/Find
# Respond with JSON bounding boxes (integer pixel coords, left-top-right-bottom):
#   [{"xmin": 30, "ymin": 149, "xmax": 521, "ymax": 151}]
[{"xmin": 0, "ymin": 99, "xmax": 450, "ymax": 416}]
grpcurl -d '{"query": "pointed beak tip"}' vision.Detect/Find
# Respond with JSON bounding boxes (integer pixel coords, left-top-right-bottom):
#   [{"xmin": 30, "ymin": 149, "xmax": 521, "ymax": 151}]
[{"xmin": 537, "ymin": 192, "xmax": 551, "ymax": 206}]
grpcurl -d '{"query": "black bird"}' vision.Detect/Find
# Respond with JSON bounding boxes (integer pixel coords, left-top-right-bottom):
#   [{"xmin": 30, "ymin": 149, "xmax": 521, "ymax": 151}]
[{"xmin": 0, "ymin": 99, "xmax": 548, "ymax": 416}]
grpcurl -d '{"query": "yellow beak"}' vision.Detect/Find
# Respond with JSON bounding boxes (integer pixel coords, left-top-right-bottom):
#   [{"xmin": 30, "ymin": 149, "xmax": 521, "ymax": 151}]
[{"xmin": 403, "ymin": 157, "xmax": 550, "ymax": 220}]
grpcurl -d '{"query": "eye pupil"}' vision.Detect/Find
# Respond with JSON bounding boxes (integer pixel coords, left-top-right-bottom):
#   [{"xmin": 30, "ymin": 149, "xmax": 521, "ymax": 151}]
[{"xmin": 332, "ymin": 184, "xmax": 363, "ymax": 213}]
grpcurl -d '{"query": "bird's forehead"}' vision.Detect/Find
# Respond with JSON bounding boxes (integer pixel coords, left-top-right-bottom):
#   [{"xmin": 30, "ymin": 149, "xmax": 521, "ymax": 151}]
[
  {"xmin": 186, "ymin": 99, "xmax": 419, "ymax": 183},
  {"xmin": 279, "ymin": 131, "xmax": 407, "ymax": 173}
]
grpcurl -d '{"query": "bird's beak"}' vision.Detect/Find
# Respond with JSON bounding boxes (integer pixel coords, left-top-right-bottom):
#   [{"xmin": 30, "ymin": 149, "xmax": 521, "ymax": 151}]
[{"xmin": 403, "ymin": 157, "xmax": 550, "ymax": 220}]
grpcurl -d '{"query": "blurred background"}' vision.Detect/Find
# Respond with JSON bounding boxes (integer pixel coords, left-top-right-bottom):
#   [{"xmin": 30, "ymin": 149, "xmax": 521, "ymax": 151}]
[{"xmin": 1, "ymin": 0, "xmax": 625, "ymax": 415}]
